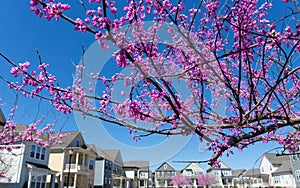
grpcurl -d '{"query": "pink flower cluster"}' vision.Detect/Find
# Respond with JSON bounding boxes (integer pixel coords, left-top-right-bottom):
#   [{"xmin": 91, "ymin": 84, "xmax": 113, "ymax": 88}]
[
  {"xmin": 9, "ymin": 62, "xmax": 73, "ymax": 114},
  {"xmin": 30, "ymin": 0, "xmax": 70, "ymax": 20}
]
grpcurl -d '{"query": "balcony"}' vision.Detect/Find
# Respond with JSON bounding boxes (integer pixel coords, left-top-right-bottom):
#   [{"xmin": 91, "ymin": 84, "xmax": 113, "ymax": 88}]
[{"xmin": 64, "ymin": 163, "xmax": 91, "ymax": 174}]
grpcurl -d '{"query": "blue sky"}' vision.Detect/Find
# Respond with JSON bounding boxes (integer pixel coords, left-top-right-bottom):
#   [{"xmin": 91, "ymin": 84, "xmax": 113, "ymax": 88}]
[{"xmin": 0, "ymin": 0, "xmax": 285, "ymax": 171}]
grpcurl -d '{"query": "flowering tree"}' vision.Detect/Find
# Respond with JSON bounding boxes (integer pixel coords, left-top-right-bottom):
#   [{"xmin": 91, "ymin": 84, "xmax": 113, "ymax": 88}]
[
  {"xmin": 0, "ymin": 0, "xmax": 300, "ymax": 167},
  {"xmin": 170, "ymin": 175, "xmax": 191, "ymax": 187},
  {"xmin": 197, "ymin": 173, "xmax": 217, "ymax": 187},
  {"xmin": 0, "ymin": 105, "xmax": 64, "ymax": 180}
]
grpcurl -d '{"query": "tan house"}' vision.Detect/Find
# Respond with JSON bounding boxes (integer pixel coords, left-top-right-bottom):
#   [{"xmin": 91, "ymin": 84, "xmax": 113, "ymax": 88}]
[{"xmin": 48, "ymin": 132, "xmax": 96, "ymax": 188}]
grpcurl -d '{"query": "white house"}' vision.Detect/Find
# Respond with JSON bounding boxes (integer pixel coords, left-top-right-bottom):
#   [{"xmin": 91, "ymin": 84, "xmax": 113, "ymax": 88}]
[
  {"xmin": 260, "ymin": 153, "xmax": 295, "ymax": 188},
  {"xmin": 240, "ymin": 168, "xmax": 269, "ymax": 188},
  {"xmin": 0, "ymin": 124, "xmax": 56, "ymax": 188},
  {"xmin": 207, "ymin": 161, "xmax": 233, "ymax": 187},
  {"xmin": 181, "ymin": 162, "xmax": 204, "ymax": 187}
]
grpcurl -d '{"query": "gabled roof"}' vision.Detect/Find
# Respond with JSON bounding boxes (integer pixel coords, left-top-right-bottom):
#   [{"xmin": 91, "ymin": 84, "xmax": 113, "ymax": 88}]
[
  {"xmin": 207, "ymin": 161, "xmax": 231, "ymax": 171},
  {"xmin": 104, "ymin": 149, "xmax": 123, "ymax": 165},
  {"xmin": 124, "ymin": 161, "xmax": 149, "ymax": 171},
  {"xmin": 272, "ymin": 160, "xmax": 292, "ymax": 174},
  {"xmin": 155, "ymin": 162, "xmax": 176, "ymax": 171},
  {"xmin": 181, "ymin": 162, "xmax": 204, "ymax": 172},
  {"xmin": 263, "ymin": 153, "xmax": 289, "ymax": 166},
  {"xmin": 243, "ymin": 168, "xmax": 269, "ymax": 182},
  {"xmin": 87, "ymin": 144, "xmax": 113, "ymax": 161},
  {"xmin": 50, "ymin": 132, "xmax": 81, "ymax": 149}
]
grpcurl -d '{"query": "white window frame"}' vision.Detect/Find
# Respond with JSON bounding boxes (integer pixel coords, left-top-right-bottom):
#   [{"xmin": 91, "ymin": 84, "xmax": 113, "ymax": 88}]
[{"xmin": 295, "ymin": 169, "xmax": 300, "ymax": 182}]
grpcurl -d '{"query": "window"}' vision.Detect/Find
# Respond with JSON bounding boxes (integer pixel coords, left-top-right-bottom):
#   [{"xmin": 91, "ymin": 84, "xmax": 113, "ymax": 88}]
[
  {"xmin": 170, "ymin": 171, "xmax": 175, "ymax": 176},
  {"xmin": 76, "ymin": 139, "xmax": 80, "ymax": 147},
  {"xmin": 41, "ymin": 148, "xmax": 46, "ymax": 160},
  {"xmin": 295, "ymin": 169, "xmax": 300, "ymax": 182},
  {"xmin": 186, "ymin": 169, "xmax": 193, "ymax": 176},
  {"xmin": 35, "ymin": 146, "xmax": 41, "ymax": 159},
  {"xmin": 269, "ymin": 166, "xmax": 272, "ymax": 171},
  {"xmin": 30, "ymin": 145, "xmax": 46, "ymax": 160},
  {"xmin": 292, "ymin": 155, "xmax": 297, "ymax": 161},
  {"xmin": 274, "ymin": 176, "xmax": 281, "ymax": 184},
  {"xmin": 140, "ymin": 180, "xmax": 145, "ymax": 186},
  {"xmin": 261, "ymin": 167, "xmax": 264, "ymax": 172},
  {"xmin": 140, "ymin": 172, "xmax": 145, "ymax": 177},
  {"xmin": 30, "ymin": 174, "xmax": 47, "ymax": 188},
  {"xmin": 89, "ymin": 159, "xmax": 94, "ymax": 170},
  {"xmin": 30, "ymin": 145, "xmax": 36, "ymax": 158}
]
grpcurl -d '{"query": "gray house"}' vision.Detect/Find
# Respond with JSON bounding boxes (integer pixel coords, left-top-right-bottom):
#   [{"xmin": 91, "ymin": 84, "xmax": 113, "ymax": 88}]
[
  {"xmin": 88, "ymin": 144, "xmax": 113, "ymax": 188},
  {"xmin": 155, "ymin": 162, "xmax": 177, "ymax": 187}
]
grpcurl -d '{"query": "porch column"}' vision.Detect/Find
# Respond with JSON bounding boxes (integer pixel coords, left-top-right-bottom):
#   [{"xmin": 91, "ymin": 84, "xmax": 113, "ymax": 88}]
[
  {"xmin": 74, "ymin": 174, "xmax": 78, "ymax": 188},
  {"xmin": 27, "ymin": 171, "xmax": 32, "ymax": 188},
  {"xmin": 82, "ymin": 153, "xmax": 85, "ymax": 166},
  {"xmin": 75, "ymin": 151, "xmax": 79, "ymax": 169},
  {"xmin": 50, "ymin": 174, "xmax": 56, "ymax": 188}
]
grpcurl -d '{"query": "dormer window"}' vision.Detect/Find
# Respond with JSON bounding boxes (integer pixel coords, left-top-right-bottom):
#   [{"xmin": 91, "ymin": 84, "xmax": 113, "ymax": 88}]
[{"xmin": 76, "ymin": 139, "xmax": 80, "ymax": 147}]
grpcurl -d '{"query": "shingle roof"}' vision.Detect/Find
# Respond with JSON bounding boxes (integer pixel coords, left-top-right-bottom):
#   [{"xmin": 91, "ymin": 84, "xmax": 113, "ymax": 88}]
[
  {"xmin": 272, "ymin": 160, "xmax": 292, "ymax": 174},
  {"xmin": 155, "ymin": 162, "xmax": 176, "ymax": 171},
  {"xmin": 244, "ymin": 168, "xmax": 261, "ymax": 177},
  {"xmin": 243, "ymin": 168, "xmax": 269, "ymax": 182},
  {"xmin": 207, "ymin": 161, "xmax": 231, "ymax": 171},
  {"xmin": 104, "ymin": 149, "xmax": 123, "ymax": 165},
  {"xmin": 50, "ymin": 132, "xmax": 80, "ymax": 148},
  {"xmin": 181, "ymin": 162, "xmax": 204, "ymax": 171},
  {"xmin": 232, "ymin": 169, "xmax": 246, "ymax": 177},
  {"xmin": 124, "ymin": 161, "xmax": 149, "ymax": 171},
  {"xmin": 87, "ymin": 144, "xmax": 113, "ymax": 160},
  {"xmin": 264, "ymin": 153, "xmax": 290, "ymax": 165},
  {"xmin": 26, "ymin": 161, "xmax": 54, "ymax": 171}
]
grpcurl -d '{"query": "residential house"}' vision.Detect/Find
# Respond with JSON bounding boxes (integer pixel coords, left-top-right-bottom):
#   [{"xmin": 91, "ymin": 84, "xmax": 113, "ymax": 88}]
[
  {"xmin": 260, "ymin": 153, "xmax": 295, "ymax": 187},
  {"xmin": 290, "ymin": 153, "xmax": 300, "ymax": 187},
  {"xmin": 123, "ymin": 161, "xmax": 149, "ymax": 188},
  {"xmin": 181, "ymin": 162, "xmax": 204, "ymax": 187},
  {"xmin": 0, "ymin": 123, "xmax": 56, "ymax": 188},
  {"xmin": 207, "ymin": 161, "xmax": 233, "ymax": 188},
  {"xmin": 231, "ymin": 169, "xmax": 246, "ymax": 187},
  {"xmin": 155, "ymin": 162, "xmax": 177, "ymax": 187},
  {"xmin": 87, "ymin": 144, "xmax": 113, "ymax": 188},
  {"xmin": 240, "ymin": 168, "xmax": 268, "ymax": 188},
  {"xmin": 104, "ymin": 149, "xmax": 125, "ymax": 188},
  {"xmin": 48, "ymin": 131, "xmax": 96, "ymax": 188}
]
